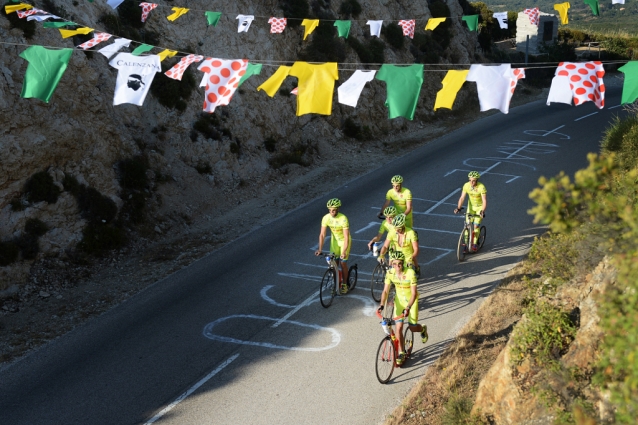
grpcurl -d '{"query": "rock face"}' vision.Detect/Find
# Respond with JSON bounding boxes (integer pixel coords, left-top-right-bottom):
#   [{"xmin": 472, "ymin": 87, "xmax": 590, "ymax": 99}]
[
  {"xmin": 0, "ymin": 0, "xmax": 477, "ymax": 280},
  {"xmin": 471, "ymin": 258, "xmax": 615, "ymax": 424}
]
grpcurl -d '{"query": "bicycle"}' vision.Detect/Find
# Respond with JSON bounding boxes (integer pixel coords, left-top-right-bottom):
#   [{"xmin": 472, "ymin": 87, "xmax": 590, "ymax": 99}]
[
  {"xmin": 317, "ymin": 252, "xmax": 358, "ymax": 308},
  {"xmin": 456, "ymin": 207, "xmax": 486, "ymax": 262},
  {"xmin": 374, "ymin": 308, "xmax": 414, "ymax": 384}
]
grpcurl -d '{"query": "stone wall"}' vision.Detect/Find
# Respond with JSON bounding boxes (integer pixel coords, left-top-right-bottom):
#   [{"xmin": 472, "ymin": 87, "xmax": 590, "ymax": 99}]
[{"xmin": 516, "ymin": 11, "xmax": 558, "ymax": 55}]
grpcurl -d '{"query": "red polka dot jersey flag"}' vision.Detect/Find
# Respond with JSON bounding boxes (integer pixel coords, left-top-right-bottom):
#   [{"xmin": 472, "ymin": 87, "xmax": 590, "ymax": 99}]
[
  {"xmin": 557, "ymin": 61, "xmax": 605, "ymax": 108},
  {"xmin": 268, "ymin": 17, "xmax": 287, "ymax": 33},
  {"xmin": 523, "ymin": 7, "xmax": 540, "ymax": 25},
  {"xmin": 165, "ymin": 54, "xmax": 204, "ymax": 81},
  {"xmin": 140, "ymin": 3, "xmax": 157, "ymax": 23},
  {"xmin": 197, "ymin": 58, "xmax": 248, "ymax": 113},
  {"xmin": 398, "ymin": 19, "xmax": 415, "ymax": 39}
]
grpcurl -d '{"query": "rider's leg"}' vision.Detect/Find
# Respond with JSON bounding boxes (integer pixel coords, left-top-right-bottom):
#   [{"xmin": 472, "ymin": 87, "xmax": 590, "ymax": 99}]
[
  {"xmin": 340, "ymin": 260, "xmax": 348, "ymax": 286},
  {"xmin": 396, "ymin": 320, "xmax": 405, "ymax": 353}
]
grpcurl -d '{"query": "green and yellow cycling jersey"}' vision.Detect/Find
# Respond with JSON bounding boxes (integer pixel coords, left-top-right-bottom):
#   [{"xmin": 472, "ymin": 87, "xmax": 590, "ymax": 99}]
[
  {"xmin": 378, "ymin": 220, "xmax": 394, "ymax": 236},
  {"xmin": 386, "ymin": 227, "xmax": 418, "ymax": 259},
  {"xmin": 462, "ymin": 181, "xmax": 487, "ymax": 209},
  {"xmin": 386, "ymin": 187, "xmax": 413, "ymax": 226},
  {"xmin": 321, "ymin": 212, "xmax": 349, "ymax": 243},
  {"xmin": 384, "ymin": 267, "xmax": 418, "ymax": 307}
]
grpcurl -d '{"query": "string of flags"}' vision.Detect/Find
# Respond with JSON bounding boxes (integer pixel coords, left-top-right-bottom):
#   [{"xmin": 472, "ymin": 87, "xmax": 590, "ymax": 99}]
[{"xmin": 5, "ymin": 1, "xmax": 637, "ymax": 120}]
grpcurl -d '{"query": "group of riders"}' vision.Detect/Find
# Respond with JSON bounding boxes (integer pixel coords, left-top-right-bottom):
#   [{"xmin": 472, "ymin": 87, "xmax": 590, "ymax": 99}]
[{"xmin": 314, "ymin": 172, "xmax": 487, "ymax": 365}]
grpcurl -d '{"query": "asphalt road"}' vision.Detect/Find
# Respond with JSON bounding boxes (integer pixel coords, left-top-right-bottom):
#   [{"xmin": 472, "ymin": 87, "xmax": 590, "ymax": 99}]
[{"xmin": 0, "ymin": 86, "xmax": 627, "ymax": 425}]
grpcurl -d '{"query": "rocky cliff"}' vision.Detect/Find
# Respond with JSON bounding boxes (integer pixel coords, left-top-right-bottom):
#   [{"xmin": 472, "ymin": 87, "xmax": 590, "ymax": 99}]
[{"xmin": 0, "ymin": 0, "xmax": 477, "ymax": 285}]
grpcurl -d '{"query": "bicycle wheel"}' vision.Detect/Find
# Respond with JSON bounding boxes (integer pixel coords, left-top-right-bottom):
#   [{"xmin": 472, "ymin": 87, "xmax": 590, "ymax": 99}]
[
  {"xmin": 403, "ymin": 325, "xmax": 415, "ymax": 359},
  {"xmin": 477, "ymin": 226, "xmax": 487, "ymax": 250},
  {"xmin": 319, "ymin": 269, "xmax": 336, "ymax": 308},
  {"xmin": 371, "ymin": 264, "xmax": 385, "ymax": 302},
  {"xmin": 457, "ymin": 228, "xmax": 470, "ymax": 262},
  {"xmin": 375, "ymin": 336, "xmax": 396, "ymax": 384},
  {"xmin": 348, "ymin": 264, "xmax": 358, "ymax": 291}
]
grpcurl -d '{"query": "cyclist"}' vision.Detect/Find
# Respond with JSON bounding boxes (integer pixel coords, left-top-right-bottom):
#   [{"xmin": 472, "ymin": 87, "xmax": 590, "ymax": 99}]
[
  {"xmin": 378, "ymin": 214, "xmax": 420, "ymax": 275},
  {"xmin": 454, "ymin": 171, "xmax": 487, "ymax": 252},
  {"xmin": 379, "ymin": 175, "xmax": 414, "ymax": 228},
  {"xmin": 377, "ymin": 250, "xmax": 428, "ymax": 366},
  {"xmin": 367, "ymin": 206, "xmax": 398, "ymax": 253},
  {"xmin": 315, "ymin": 198, "xmax": 351, "ymax": 292}
]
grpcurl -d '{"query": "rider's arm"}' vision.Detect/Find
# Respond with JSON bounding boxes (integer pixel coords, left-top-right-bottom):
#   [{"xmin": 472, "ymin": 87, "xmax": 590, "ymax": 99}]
[
  {"xmin": 315, "ymin": 225, "xmax": 327, "ymax": 255},
  {"xmin": 411, "ymin": 239, "xmax": 419, "ymax": 261},
  {"xmin": 480, "ymin": 193, "xmax": 487, "ymax": 215},
  {"xmin": 368, "ymin": 233, "xmax": 383, "ymax": 249},
  {"xmin": 341, "ymin": 228, "xmax": 350, "ymax": 258},
  {"xmin": 379, "ymin": 199, "xmax": 391, "ymax": 216},
  {"xmin": 379, "ymin": 237, "xmax": 391, "ymax": 257},
  {"xmin": 379, "ymin": 282, "xmax": 390, "ymax": 309},
  {"xmin": 404, "ymin": 199, "xmax": 412, "ymax": 217},
  {"xmin": 406, "ymin": 284, "xmax": 418, "ymax": 313},
  {"xmin": 455, "ymin": 192, "xmax": 467, "ymax": 212}
]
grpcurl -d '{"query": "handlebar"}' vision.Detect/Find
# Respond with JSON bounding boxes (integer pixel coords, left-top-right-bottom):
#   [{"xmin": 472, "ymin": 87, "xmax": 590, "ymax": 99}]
[
  {"xmin": 375, "ymin": 309, "xmax": 406, "ymax": 321},
  {"xmin": 455, "ymin": 207, "xmax": 485, "ymax": 218}
]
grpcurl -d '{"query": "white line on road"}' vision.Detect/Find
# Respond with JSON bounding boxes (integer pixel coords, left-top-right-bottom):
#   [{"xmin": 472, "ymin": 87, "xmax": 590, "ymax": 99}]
[
  {"xmin": 575, "ymin": 112, "xmax": 598, "ymax": 121},
  {"xmin": 144, "ymin": 354, "xmax": 240, "ymax": 425},
  {"xmin": 423, "ymin": 188, "xmax": 460, "ymax": 214},
  {"xmin": 272, "ymin": 291, "xmax": 319, "ymax": 328},
  {"xmin": 609, "ymin": 104, "xmax": 622, "ymax": 110}
]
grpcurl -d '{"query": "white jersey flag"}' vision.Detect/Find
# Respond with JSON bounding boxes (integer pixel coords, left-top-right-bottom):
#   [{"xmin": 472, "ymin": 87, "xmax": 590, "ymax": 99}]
[
  {"xmin": 338, "ymin": 70, "xmax": 376, "ymax": 107},
  {"xmin": 493, "ymin": 12, "xmax": 508, "ymax": 29},
  {"xmin": 106, "ymin": 0, "xmax": 125, "ymax": 9},
  {"xmin": 99, "ymin": 38, "xmax": 131, "ymax": 59},
  {"xmin": 236, "ymin": 15, "xmax": 255, "ymax": 32},
  {"xmin": 367, "ymin": 20, "xmax": 383, "ymax": 37},
  {"xmin": 612, "ymin": 0, "xmax": 625, "ymax": 4},
  {"xmin": 109, "ymin": 53, "xmax": 161, "ymax": 106}
]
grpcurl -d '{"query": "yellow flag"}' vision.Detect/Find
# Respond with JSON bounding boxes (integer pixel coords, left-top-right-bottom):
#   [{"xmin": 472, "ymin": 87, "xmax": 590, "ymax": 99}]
[
  {"xmin": 257, "ymin": 66, "xmax": 292, "ymax": 97},
  {"xmin": 554, "ymin": 2, "xmax": 570, "ymax": 25},
  {"xmin": 301, "ymin": 19, "xmax": 320, "ymax": 40},
  {"xmin": 425, "ymin": 18, "xmax": 446, "ymax": 31},
  {"xmin": 4, "ymin": 3, "xmax": 33, "ymax": 13},
  {"xmin": 167, "ymin": 7, "xmax": 189, "ymax": 22},
  {"xmin": 157, "ymin": 49, "xmax": 178, "ymax": 61},
  {"xmin": 59, "ymin": 27, "xmax": 94, "ymax": 39}
]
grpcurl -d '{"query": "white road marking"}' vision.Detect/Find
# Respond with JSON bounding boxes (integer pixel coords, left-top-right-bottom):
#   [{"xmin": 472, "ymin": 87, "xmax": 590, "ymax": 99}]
[
  {"xmin": 143, "ymin": 354, "xmax": 239, "ymax": 425},
  {"xmin": 575, "ymin": 112, "xmax": 598, "ymax": 121},
  {"xmin": 609, "ymin": 104, "xmax": 622, "ymax": 110},
  {"xmin": 203, "ymin": 314, "xmax": 340, "ymax": 351},
  {"xmin": 271, "ymin": 291, "xmax": 319, "ymax": 328},
  {"xmin": 412, "ymin": 227, "xmax": 459, "ymax": 235},
  {"xmin": 423, "ymin": 189, "xmax": 460, "ymax": 214},
  {"xmin": 261, "ymin": 285, "xmax": 295, "ymax": 308},
  {"xmin": 523, "ymin": 125, "xmax": 569, "ymax": 138}
]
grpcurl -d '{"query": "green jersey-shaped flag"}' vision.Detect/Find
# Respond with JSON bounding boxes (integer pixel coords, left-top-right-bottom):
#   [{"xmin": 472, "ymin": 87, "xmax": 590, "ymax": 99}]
[{"xmin": 19, "ymin": 46, "xmax": 73, "ymax": 103}]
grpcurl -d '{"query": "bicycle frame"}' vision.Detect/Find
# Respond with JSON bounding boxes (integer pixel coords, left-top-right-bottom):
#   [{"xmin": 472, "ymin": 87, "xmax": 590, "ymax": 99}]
[
  {"xmin": 317, "ymin": 252, "xmax": 358, "ymax": 308},
  {"xmin": 374, "ymin": 310, "xmax": 413, "ymax": 384},
  {"xmin": 456, "ymin": 208, "xmax": 486, "ymax": 261}
]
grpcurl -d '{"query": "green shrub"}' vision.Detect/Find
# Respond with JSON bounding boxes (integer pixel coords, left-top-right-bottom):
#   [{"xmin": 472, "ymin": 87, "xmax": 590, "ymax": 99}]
[
  {"xmin": 280, "ymin": 0, "xmax": 309, "ymax": 28},
  {"xmin": 24, "ymin": 171, "xmax": 60, "ymax": 204},
  {"xmin": 10, "ymin": 198, "xmax": 25, "ymax": 212},
  {"xmin": 602, "ymin": 114, "xmax": 638, "ymax": 169},
  {"xmin": 118, "ymin": 156, "xmax": 149, "ymax": 190},
  {"xmin": 76, "ymin": 187, "xmax": 117, "ymax": 225},
  {"xmin": 264, "ymin": 137, "xmax": 277, "ymax": 152},
  {"xmin": 78, "ymin": 224, "xmax": 127, "ymax": 254},
  {"xmin": 268, "ymin": 143, "xmax": 312, "ymax": 169},
  {"xmin": 347, "ymin": 38, "xmax": 384, "ymax": 64},
  {"xmin": 15, "ymin": 234, "xmax": 39, "ymax": 260},
  {"xmin": 441, "ymin": 394, "xmax": 478, "ymax": 425},
  {"xmin": 150, "ymin": 63, "xmax": 196, "ymax": 111},
  {"xmin": 193, "ymin": 114, "xmax": 222, "ymax": 140},
  {"xmin": 511, "ymin": 300, "xmax": 577, "ymax": 367},
  {"xmin": 62, "ymin": 174, "xmax": 82, "ymax": 196},
  {"xmin": 229, "ymin": 141, "xmax": 240, "ymax": 154},
  {"xmin": 120, "ymin": 190, "xmax": 147, "ymax": 224},
  {"xmin": 0, "ymin": 240, "xmax": 19, "ymax": 266},
  {"xmin": 382, "ymin": 23, "xmax": 404, "ymax": 49},
  {"xmin": 195, "ymin": 163, "xmax": 212, "ymax": 174},
  {"xmin": 338, "ymin": 0, "xmax": 362, "ymax": 18},
  {"xmin": 299, "ymin": 20, "xmax": 346, "ymax": 63},
  {"xmin": 24, "ymin": 218, "xmax": 49, "ymax": 237}
]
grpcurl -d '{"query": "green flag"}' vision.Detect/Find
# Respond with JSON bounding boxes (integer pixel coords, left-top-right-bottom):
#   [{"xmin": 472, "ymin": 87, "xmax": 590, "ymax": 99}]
[
  {"xmin": 461, "ymin": 15, "xmax": 479, "ymax": 32},
  {"xmin": 205, "ymin": 11, "xmax": 221, "ymax": 27},
  {"xmin": 19, "ymin": 46, "xmax": 73, "ymax": 103},
  {"xmin": 42, "ymin": 21, "xmax": 76, "ymax": 28},
  {"xmin": 131, "ymin": 44, "xmax": 154, "ymax": 56},
  {"xmin": 583, "ymin": 0, "xmax": 599, "ymax": 16},
  {"xmin": 619, "ymin": 61, "xmax": 638, "ymax": 105},
  {"xmin": 238, "ymin": 63, "xmax": 263, "ymax": 87},
  {"xmin": 334, "ymin": 20, "xmax": 351, "ymax": 38}
]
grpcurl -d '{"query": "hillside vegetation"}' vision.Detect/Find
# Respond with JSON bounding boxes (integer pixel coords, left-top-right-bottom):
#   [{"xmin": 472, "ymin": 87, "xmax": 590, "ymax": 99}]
[{"xmin": 387, "ymin": 106, "xmax": 638, "ymax": 424}]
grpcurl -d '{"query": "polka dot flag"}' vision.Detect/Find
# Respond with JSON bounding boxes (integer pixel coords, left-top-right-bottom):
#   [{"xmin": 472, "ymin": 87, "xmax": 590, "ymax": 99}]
[
  {"xmin": 398, "ymin": 19, "xmax": 415, "ymax": 39},
  {"xmin": 523, "ymin": 7, "xmax": 540, "ymax": 26},
  {"xmin": 268, "ymin": 17, "xmax": 287, "ymax": 33},
  {"xmin": 139, "ymin": 3, "xmax": 157, "ymax": 23},
  {"xmin": 165, "ymin": 54, "xmax": 204, "ymax": 80},
  {"xmin": 78, "ymin": 32, "xmax": 112, "ymax": 50},
  {"xmin": 197, "ymin": 58, "xmax": 248, "ymax": 113},
  {"xmin": 557, "ymin": 62, "xmax": 605, "ymax": 108}
]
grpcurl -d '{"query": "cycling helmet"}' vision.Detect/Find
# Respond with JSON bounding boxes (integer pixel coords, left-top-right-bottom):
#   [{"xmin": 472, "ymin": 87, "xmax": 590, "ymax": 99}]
[
  {"xmin": 468, "ymin": 171, "xmax": 481, "ymax": 179},
  {"xmin": 391, "ymin": 175, "xmax": 404, "ymax": 184},
  {"xmin": 392, "ymin": 214, "xmax": 406, "ymax": 228},
  {"xmin": 383, "ymin": 206, "xmax": 398, "ymax": 218},
  {"xmin": 326, "ymin": 198, "xmax": 341, "ymax": 208},
  {"xmin": 389, "ymin": 250, "xmax": 405, "ymax": 263}
]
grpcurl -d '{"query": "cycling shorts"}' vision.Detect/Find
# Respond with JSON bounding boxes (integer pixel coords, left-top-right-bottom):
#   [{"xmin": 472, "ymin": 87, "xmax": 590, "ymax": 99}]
[
  {"xmin": 393, "ymin": 292, "xmax": 419, "ymax": 325},
  {"xmin": 466, "ymin": 204, "xmax": 483, "ymax": 226},
  {"xmin": 330, "ymin": 235, "xmax": 351, "ymax": 261}
]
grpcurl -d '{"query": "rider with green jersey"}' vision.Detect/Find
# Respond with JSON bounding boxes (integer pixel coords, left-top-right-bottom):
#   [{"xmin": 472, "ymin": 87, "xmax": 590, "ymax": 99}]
[
  {"xmin": 379, "ymin": 175, "xmax": 414, "ymax": 228},
  {"xmin": 367, "ymin": 206, "xmax": 397, "ymax": 252},
  {"xmin": 454, "ymin": 171, "xmax": 487, "ymax": 251},
  {"xmin": 378, "ymin": 251, "xmax": 428, "ymax": 365},
  {"xmin": 315, "ymin": 198, "xmax": 351, "ymax": 292},
  {"xmin": 378, "ymin": 214, "xmax": 420, "ymax": 274}
]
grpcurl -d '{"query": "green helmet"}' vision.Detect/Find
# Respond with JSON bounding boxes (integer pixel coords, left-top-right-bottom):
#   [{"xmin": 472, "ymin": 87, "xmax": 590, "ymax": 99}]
[
  {"xmin": 389, "ymin": 250, "xmax": 405, "ymax": 263},
  {"xmin": 468, "ymin": 171, "xmax": 481, "ymax": 179},
  {"xmin": 391, "ymin": 175, "xmax": 404, "ymax": 184},
  {"xmin": 326, "ymin": 198, "xmax": 341, "ymax": 208},
  {"xmin": 392, "ymin": 214, "xmax": 406, "ymax": 228},
  {"xmin": 383, "ymin": 206, "xmax": 398, "ymax": 218}
]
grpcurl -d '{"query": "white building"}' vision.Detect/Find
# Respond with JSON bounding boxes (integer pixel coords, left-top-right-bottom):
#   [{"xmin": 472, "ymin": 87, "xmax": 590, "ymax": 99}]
[{"xmin": 516, "ymin": 11, "xmax": 559, "ymax": 55}]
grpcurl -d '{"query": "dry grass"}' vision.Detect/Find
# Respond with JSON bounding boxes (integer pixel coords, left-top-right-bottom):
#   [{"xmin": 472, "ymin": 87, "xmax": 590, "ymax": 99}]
[{"xmin": 385, "ymin": 265, "xmax": 528, "ymax": 425}]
